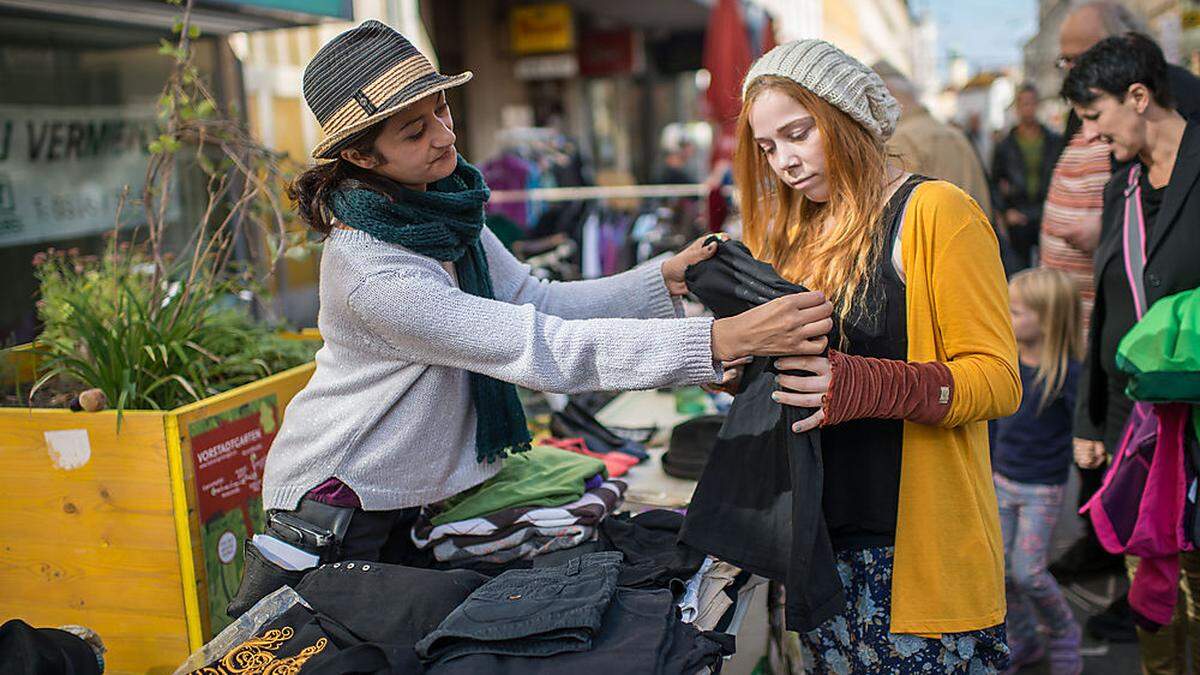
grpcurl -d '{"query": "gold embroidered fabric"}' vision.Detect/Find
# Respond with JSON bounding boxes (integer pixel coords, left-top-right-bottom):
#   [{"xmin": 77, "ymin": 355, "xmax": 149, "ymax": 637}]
[{"xmin": 194, "ymin": 626, "xmax": 329, "ymax": 675}]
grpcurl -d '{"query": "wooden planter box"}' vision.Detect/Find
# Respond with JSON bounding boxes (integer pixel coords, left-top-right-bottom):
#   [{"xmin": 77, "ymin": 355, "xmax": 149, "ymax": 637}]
[{"xmin": 0, "ymin": 341, "xmax": 316, "ymax": 674}]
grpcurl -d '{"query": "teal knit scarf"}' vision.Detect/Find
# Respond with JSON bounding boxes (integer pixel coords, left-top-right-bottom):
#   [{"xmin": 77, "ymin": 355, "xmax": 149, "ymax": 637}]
[{"xmin": 329, "ymin": 156, "xmax": 531, "ymax": 464}]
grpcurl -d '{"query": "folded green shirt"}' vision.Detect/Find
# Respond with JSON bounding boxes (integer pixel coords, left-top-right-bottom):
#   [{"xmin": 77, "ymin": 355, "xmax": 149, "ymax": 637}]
[{"xmin": 431, "ymin": 446, "xmax": 607, "ymax": 525}]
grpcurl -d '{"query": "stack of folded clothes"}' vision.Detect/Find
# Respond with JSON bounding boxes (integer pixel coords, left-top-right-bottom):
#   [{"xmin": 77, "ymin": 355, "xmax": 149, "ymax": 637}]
[
  {"xmin": 188, "ymin": 510, "xmax": 724, "ymax": 674},
  {"xmin": 189, "ymin": 552, "xmax": 732, "ymax": 674},
  {"xmin": 411, "ymin": 446, "xmax": 626, "ymax": 568},
  {"xmin": 417, "ymin": 552, "xmax": 731, "ymax": 674}
]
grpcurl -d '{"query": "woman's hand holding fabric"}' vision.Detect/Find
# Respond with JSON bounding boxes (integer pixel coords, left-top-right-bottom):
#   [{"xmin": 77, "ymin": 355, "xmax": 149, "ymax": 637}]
[
  {"xmin": 709, "ymin": 292, "xmax": 833, "ymax": 362},
  {"xmin": 704, "ymin": 356, "xmax": 754, "ymax": 395},
  {"xmin": 773, "ymin": 355, "xmax": 831, "ymax": 432},
  {"xmin": 662, "ymin": 234, "xmax": 724, "ymax": 296}
]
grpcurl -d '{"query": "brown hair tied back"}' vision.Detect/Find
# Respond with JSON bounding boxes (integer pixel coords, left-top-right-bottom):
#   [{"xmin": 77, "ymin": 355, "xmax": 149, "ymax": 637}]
[{"xmin": 287, "ymin": 122, "xmax": 390, "ymax": 236}]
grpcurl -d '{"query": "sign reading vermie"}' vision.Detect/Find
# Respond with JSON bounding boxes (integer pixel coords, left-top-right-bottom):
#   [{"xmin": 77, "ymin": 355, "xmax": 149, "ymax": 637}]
[{"xmin": 0, "ymin": 104, "xmax": 180, "ymax": 246}]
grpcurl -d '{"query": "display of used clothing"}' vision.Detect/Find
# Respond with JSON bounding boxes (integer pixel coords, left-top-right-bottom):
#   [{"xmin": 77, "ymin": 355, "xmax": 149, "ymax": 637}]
[
  {"xmin": 427, "ymin": 587, "xmax": 732, "ymax": 675},
  {"xmin": 415, "ymin": 552, "xmax": 623, "ymax": 664},
  {"xmin": 598, "ymin": 509, "xmax": 707, "ymax": 591},
  {"xmin": 550, "ymin": 401, "xmax": 649, "ymax": 461},
  {"xmin": 538, "ymin": 436, "xmax": 639, "ymax": 477},
  {"xmin": 194, "ymin": 507, "xmax": 735, "ymax": 674},
  {"xmin": 482, "ymin": 153, "xmax": 533, "ymax": 228},
  {"xmin": 676, "ymin": 557, "xmax": 714, "ymax": 623},
  {"xmin": 678, "ymin": 236, "xmax": 844, "ymax": 633},
  {"xmin": 412, "ymin": 479, "xmax": 626, "ymax": 547},
  {"xmin": 429, "ymin": 446, "xmax": 606, "ymax": 526},
  {"xmin": 294, "ymin": 561, "xmax": 487, "ymax": 647},
  {"xmin": 189, "ymin": 604, "xmax": 422, "ymax": 674},
  {"xmin": 692, "ymin": 560, "xmax": 768, "ymax": 633},
  {"xmin": 434, "ymin": 525, "xmax": 596, "ymax": 566}
]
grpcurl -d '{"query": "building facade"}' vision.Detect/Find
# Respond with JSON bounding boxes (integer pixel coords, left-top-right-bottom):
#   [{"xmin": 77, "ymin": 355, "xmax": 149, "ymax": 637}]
[{"xmin": 0, "ymin": 0, "xmax": 347, "ymax": 343}]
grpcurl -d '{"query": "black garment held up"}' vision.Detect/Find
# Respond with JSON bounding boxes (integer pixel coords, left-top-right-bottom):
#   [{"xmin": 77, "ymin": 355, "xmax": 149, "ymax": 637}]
[{"xmin": 678, "ymin": 237, "xmax": 844, "ymax": 633}]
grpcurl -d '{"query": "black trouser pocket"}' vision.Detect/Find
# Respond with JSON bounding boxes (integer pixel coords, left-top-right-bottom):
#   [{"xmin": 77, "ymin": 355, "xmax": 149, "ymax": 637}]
[{"xmin": 226, "ymin": 539, "xmax": 307, "ymax": 619}]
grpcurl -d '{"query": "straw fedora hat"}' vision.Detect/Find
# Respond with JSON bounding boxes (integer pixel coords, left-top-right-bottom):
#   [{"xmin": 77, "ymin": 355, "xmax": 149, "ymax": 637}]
[{"xmin": 303, "ymin": 20, "xmax": 472, "ymax": 159}]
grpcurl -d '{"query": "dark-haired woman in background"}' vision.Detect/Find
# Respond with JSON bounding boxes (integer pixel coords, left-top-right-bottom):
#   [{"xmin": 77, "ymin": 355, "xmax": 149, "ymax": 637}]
[{"xmin": 1063, "ymin": 32, "xmax": 1200, "ymax": 674}]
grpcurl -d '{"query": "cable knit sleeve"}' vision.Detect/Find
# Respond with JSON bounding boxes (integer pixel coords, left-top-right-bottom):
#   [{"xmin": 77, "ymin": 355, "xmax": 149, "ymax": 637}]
[
  {"xmin": 346, "ymin": 264, "xmax": 718, "ymax": 394},
  {"xmin": 481, "ymin": 227, "xmax": 682, "ymax": 320}
]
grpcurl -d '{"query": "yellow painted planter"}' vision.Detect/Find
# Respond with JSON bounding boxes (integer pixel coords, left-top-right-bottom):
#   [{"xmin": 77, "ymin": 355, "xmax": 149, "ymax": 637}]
[{"xmin": 0, "ymin": 346, "xmax": 316, "ymax": 674}]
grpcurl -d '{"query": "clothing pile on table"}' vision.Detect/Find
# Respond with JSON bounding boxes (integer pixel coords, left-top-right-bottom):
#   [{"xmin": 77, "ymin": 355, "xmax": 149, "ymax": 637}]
[
  {"xmin": 542, "ymin": 399, "xmax": 652, "ymax": 478},
  {"xmin": 186, "ymin": 510, "xmax": 763, "ymax": 673},
  {"xmin": 411, "ymin": 446, "xmax": 626, "ymax": 568}
]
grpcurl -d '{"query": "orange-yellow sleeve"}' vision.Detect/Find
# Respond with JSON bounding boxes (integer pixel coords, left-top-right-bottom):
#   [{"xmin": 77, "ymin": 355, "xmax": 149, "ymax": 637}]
[{"xmin": 905, "ymin": 181, "xmax": 1021, "ymax": 427}]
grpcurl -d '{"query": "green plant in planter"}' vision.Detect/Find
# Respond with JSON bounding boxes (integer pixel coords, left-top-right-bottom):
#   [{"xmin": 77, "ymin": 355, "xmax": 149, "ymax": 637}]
[
  {"xmin": 31, "ymin": 245, "xmax": 318, "ymax": 413},
  {"xmin": 24, "ymin": 0, "xmax": 320, "ymax": 416}
]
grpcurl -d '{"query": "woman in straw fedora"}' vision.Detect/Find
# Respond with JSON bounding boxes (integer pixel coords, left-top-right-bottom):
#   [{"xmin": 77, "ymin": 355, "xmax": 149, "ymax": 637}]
[
  {"xmin": 730, "ymin": 40, "xmax": 1021, "ymax": 671},
  {"xmin": 251, "ymin": 22, "xmax": 834, "ymax": 575}
]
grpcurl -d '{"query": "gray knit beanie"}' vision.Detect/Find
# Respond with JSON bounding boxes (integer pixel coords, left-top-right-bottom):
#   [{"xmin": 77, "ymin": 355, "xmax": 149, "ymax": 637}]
[{"xmin": 743, "ymin": 40, "xmax": 901, "ymax": 142}]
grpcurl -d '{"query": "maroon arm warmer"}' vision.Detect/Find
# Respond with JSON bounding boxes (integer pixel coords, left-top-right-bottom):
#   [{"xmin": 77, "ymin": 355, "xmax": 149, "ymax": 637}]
[{"xmin": 820, "ymin": 350, "xmax": 954, "ymax": 427}]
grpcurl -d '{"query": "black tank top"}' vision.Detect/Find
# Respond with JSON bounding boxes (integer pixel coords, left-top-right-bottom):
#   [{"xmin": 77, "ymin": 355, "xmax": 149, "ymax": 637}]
[{"xmin": 822, "ymin": 175, "xmax": 928, "ymax": 551}]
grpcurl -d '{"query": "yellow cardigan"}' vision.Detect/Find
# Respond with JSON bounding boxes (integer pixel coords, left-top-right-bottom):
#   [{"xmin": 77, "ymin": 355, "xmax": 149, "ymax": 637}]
[{"xmin": 889, "ymin": 180, "xmax": 1021, "ymax": 635}]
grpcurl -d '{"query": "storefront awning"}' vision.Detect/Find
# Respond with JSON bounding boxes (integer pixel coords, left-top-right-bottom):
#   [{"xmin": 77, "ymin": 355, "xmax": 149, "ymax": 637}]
[
  {"xmin": 0, "ymin": 0, "xmax": 350, "ymax": 35},
  {"xmin": 561, "ymin": 0, "xmax": 710, "ymax": 31}
]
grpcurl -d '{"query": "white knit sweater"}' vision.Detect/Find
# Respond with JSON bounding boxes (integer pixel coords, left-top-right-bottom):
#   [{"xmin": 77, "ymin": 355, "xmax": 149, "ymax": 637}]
[{"xmin": 261, "ymin": 227, "xmax": 719, "ymax": 511}]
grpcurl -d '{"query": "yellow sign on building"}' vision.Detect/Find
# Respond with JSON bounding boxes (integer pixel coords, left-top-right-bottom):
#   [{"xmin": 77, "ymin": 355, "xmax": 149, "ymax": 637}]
[{"xmin": 510, "ymin": 3, "xmax": 575, "ymax": 55}]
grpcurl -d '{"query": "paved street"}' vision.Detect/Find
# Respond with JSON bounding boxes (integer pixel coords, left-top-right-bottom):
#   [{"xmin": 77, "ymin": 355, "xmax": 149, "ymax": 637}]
[{"xmin": 1030, "ymin": 469, "xmax": 1140, "ymax": 674}]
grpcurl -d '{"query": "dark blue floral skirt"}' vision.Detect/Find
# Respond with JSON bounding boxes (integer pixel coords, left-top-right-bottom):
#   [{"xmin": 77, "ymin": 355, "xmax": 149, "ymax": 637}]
[{"xmin": 796, "ymin": 546, "xmax": 1010, "ymax": 674}]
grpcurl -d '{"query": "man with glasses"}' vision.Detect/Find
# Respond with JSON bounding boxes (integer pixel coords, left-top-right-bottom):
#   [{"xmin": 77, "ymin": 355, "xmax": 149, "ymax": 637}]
[{"xmin": 1044, "ymin": 0, "xmax": 1200, "ymax": 646}]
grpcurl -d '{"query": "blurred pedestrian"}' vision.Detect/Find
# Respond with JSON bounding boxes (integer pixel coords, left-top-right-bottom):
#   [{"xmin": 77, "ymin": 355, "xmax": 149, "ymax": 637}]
[
  {"xmin": 738, "ymin": 39, "xmax": 1019, "ymax": 672},
  {"xmin": 874, "ymin": 60, "xmax": 994, "ymax": 216},
  {"xmin": 993, "ymin": 268, "xmax": 1084, "ymax": 675},
  {"xmin": 992, "ymin": 84, "xmax": 1063, "ymax": 271},
  {"xmin": 1063, "ymin": 32, "xmax": 1200, "ymax": 674},
  {"xmin": 659, "ymin": 131, "xmax": 698, "ymax": 185},
  {"xmin": 1047, "ymin": 1, "xmax": 1200, "ymax": 645}
]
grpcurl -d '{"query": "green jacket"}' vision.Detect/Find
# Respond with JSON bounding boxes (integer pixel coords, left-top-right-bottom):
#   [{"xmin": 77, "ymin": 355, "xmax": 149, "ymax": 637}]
[{"xmin": 1117, "ymin": 287, "xmax": 1200, "ymax": 439}]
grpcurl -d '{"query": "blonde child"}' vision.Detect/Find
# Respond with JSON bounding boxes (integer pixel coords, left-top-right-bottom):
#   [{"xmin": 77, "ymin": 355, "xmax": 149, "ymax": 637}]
[{"xmin": 995, "ymin": 268, "xmax": 1085, "ymax": 675}]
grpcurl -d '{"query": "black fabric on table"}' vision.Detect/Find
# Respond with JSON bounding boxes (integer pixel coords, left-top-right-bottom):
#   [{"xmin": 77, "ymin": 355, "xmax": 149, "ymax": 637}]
[
  {"xmin": 191, "ymin": 604, "xmax": 423, "ymax": 674},
  {"xmin": 597, "ymin": 510, "xmax": 707, "ymax": 591},
  {"xmin": 295, "ymin": 561, "xmax": 488, "ymax": 646},
  {"xmin": 678, "ymin": 236, "xmax": 844, "ymax": 633},
  {"xmin": 426, "ymin": 588, "xmax": 732, "ymax": 675},
  {"xmin": 0, "ymin": 620, "xmax": 100, "ymax": 675}
]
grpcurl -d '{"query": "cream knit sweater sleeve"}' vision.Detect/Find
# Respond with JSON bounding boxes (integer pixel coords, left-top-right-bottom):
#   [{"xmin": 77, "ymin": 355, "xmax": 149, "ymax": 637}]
[
  {"xmin": 480, "ymin": 228, "xmax": 681, "ymax": 320},
  {"xmin": 345, "ymin": 254, "xmax": 718, "ymax": 395}
]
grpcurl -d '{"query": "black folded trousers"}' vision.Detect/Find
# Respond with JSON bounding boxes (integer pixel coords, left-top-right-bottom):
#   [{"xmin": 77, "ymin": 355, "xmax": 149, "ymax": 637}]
[
  {"xmin": 679, "ymin": 238, "xmax": 845, "ymax": 633},
  {"xmin": 414, "ymin": 551, "xmax": 623, "ymax": 665},
  {"xmin": 427, "ymin": 588, "xmax": 733, "ymax": 675},
  {"xmin": 295, "ymin": 561, "xmax": 489, "ymax": 647}
]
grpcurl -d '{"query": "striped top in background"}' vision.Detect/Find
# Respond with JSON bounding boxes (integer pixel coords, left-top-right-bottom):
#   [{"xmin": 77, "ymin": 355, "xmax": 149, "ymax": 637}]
[{"xmin": 1039, "ymin": 131, "xmax": 1111, "ymax": 333}]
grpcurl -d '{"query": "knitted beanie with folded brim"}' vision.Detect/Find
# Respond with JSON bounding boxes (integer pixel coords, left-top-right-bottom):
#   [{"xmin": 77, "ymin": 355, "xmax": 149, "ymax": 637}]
[{"xmin": 743, "ymin": 39, "xmax": 901, "ymax": 142}]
